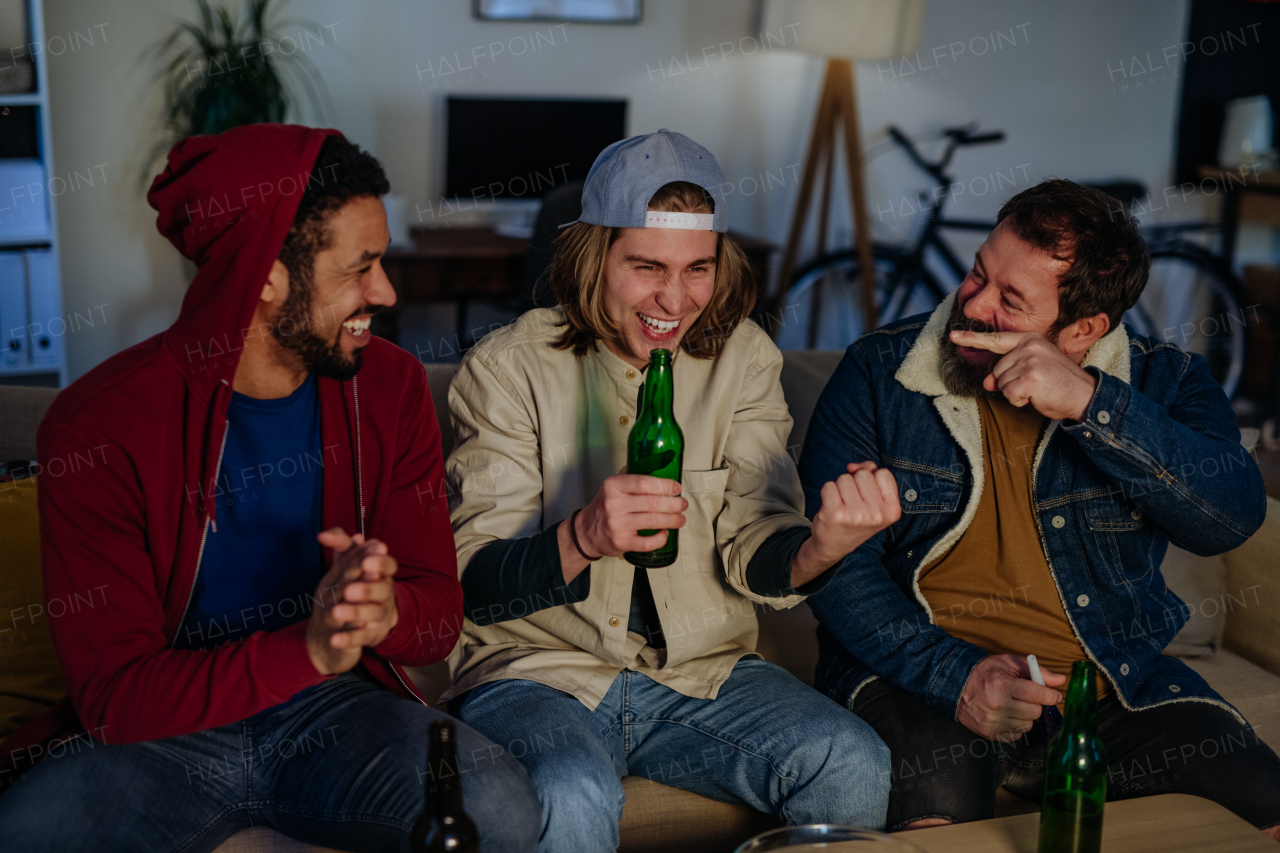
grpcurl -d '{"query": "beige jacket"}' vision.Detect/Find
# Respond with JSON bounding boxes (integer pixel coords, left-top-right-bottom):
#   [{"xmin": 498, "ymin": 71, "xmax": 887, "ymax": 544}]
[{"xmin": 441, "ymin": 308, "xmax": 813, "ymax": 709}]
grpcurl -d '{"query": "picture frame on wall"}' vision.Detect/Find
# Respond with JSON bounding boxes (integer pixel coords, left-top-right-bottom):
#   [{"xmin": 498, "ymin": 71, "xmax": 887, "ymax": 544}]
[{"xmin": 473, "ymin": 0, "xmax": 642, "ymax": 24}]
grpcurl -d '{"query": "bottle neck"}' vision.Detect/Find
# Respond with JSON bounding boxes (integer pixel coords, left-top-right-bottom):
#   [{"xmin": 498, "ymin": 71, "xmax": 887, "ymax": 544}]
[
  {"xmin": 428, "ymin": 726, "xmax": 465, "ymax": 816},
  {"xmin": 1062, "ymin": 661, "xmax": 1099, "ymax": 732},
  {"xmin": 642, "ymin": 351, "xmax": 674, "ymax": 417}
]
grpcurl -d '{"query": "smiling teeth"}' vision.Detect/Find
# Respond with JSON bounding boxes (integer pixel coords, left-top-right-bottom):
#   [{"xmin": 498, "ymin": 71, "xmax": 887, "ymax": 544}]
[
  {"xmin": 640, "ymin": 314, "xmax": 678, "ymax": 333},
  {"xmin": 343, "ymin": 317, "xmax": 371, "ymax": 334}
]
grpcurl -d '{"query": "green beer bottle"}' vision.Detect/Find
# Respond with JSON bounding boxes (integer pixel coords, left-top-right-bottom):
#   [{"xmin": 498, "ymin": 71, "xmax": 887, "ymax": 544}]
[
  {"xmin": 625, "ymin": 348, "xmax": 684, "ymax": 568},
  {"xmin": 1038, "ymin": 660, "xmax": 1108, "ymax": 853},
  {"xmin": 411, "ymin": 721, "xmax": 479, "ymax": 853}
]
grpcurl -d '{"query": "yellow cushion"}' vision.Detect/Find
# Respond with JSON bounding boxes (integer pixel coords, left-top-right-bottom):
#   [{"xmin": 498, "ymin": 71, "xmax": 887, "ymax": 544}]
[{"xmin": 0, "ymin": 476, "xmax": 66, "ymax": 740}]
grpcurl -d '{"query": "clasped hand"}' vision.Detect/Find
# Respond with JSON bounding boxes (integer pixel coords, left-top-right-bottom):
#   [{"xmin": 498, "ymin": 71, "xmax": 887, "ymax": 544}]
[{"xmin": 305, "ymin": 527, "xmax": 400, "ymax": 675}]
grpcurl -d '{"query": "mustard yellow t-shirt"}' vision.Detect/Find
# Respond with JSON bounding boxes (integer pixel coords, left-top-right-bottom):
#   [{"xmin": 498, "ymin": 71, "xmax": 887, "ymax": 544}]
[{"xmin": 918, "ymin": 397, "xmax": 1107, "ymax": 702}]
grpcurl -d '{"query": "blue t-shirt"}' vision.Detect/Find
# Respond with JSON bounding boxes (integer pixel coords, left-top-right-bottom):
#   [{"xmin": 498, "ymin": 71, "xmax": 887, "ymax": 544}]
[{"xmin": 175, "ymin": 375, "xmax": 326, "ymax": 650}]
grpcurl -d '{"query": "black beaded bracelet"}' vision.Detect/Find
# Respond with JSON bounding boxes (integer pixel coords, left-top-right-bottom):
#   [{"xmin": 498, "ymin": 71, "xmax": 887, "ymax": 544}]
[{"xmin": 568, "ymin": 509, "xmax": 602, "ymax": 562}]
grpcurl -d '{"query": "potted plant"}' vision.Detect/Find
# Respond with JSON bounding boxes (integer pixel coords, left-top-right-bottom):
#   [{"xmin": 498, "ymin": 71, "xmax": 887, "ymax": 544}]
[{"xmin": 143, "ymin": 0, "xmax": 333, "ymax": 179}]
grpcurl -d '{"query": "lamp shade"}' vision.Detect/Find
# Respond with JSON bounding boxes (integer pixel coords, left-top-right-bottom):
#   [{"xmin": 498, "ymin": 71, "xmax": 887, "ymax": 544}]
[{"xmin": 763, "ymin": 0, "xmax": 923, "ymax": 59}]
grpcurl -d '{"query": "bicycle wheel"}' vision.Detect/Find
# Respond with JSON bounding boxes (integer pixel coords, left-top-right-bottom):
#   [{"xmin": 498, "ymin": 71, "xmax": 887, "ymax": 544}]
[
  {"xmin": 773, "ymin": 246, "xmax": 947, "ymax": 349},
  {"xmin": 1123, "ymin": 241, "xmax": 1247, "ymax": 398}
]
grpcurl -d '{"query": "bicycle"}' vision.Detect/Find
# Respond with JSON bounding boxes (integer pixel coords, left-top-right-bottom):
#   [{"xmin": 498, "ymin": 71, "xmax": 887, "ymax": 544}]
[
  {"xmin": 775, "ymin": 124, "xmax": 1250, "ymax": 399},
  {"xmin": 1123, "ymin": 216, "xmax": 1248, "ymax": 400},
  {"xmin": 774, "ymin": 124, "xmax": 1000, "ymax": 350}
]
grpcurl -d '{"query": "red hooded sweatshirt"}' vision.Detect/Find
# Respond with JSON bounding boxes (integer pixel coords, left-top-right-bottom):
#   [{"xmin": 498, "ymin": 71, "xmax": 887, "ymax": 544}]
[{"xmin": 0, "ymin": 124, "xmax": 460, "ymax": 788}]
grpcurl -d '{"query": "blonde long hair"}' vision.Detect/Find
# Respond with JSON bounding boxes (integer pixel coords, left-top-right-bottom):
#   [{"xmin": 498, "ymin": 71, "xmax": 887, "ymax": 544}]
[{"xmin": 548, "ymin": 181, "xmax": 755, "ymax": 359}]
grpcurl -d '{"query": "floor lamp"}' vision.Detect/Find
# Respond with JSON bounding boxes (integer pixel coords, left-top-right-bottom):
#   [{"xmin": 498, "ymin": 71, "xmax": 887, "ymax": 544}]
[{"xmin": 763, "ymin": 0, "xmax": 922, "ymax": 343}]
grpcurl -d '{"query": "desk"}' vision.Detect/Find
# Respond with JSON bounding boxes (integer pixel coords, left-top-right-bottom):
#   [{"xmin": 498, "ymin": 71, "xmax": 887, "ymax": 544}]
[
  {"xmin": 380, "ymin": 226, "xmax": 530, "ymax": 346},
  {"xmin": 896, "ymin": 793, "xmax": 1273, "ymax": 853},
  {"xmin": 380, "ymin": 226, "xmax": 775, "ymax": 348}
]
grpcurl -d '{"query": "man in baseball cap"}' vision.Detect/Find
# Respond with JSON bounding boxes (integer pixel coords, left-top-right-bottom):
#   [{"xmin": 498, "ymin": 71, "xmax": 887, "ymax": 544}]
[{"xmin": 441, "ymin": 129, "xmax": 895, "ymax": 849}]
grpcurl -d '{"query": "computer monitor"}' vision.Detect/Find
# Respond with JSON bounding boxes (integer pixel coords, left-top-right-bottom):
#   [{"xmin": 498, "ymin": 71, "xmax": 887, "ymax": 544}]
[{"xmin": 444, "ymin": 97, "xmax": 627, "ymax": 201}]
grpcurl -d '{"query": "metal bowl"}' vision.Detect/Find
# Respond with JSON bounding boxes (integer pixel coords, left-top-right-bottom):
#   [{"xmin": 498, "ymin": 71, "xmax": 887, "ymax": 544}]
[{"xmin": 734, "ymin": 824, "xmax": 929, "ymax": 852}]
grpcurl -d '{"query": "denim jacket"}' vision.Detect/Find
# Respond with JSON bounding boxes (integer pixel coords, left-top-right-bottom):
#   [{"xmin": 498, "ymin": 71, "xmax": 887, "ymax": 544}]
[{"xmin": 799, "ymin": 294, "xmax": 1266, "ymax": 725}]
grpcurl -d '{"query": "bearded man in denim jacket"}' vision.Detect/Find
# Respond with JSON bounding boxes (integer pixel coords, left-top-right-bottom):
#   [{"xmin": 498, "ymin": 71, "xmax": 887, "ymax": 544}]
[{"xmin": 799, "ymin": 179, "xmax": 1280, "ymax": 837}]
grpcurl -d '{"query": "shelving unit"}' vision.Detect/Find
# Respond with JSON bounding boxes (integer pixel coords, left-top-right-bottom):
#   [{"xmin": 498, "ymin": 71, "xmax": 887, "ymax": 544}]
[{"xmin": 0, "ymin": 0, "xmax": 66, "ymax": 387}]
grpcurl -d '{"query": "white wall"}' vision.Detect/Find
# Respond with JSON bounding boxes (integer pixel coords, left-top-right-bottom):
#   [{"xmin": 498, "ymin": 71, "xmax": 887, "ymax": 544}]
[{"xmin": 42, "ymin": 0, "xmax": 1194, "ymax": 379}]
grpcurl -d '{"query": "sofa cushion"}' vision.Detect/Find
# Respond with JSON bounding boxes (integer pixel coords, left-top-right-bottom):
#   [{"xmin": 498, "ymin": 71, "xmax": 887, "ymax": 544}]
[
  {"xmin": 1160, "ymin": 545, "xmax": 1227, "ymax": 657},
  {"xmin": 1221, "ymin": 496, "xmax": 1280, "ymax": 679},
  {"xmin": 214, "ymin": 776, "xmax": 778, "ymax": 853},
  {"xmin": 0, "ymin": 386, "xmax": 58, "ymax": 461},
  {"xmin": 1185, "ymin": 649, "xmax": 1280, "ymax": 755},
  {"xmin": 0, "ymin": 475, "xmax": 67, "ymax": 740},
  {"xmin": 617, "ymin": 776, "xmax": 777, "ymax": 853},
  {"xmin": 778, "ymin": 350, "xmax": 844, "ymax": 454},
  {"xmin": 423, "ymin": 363, "xmax": 461, "ymax": 459},
  {"xmin": 213, "ymin": 827, "xmax": 344, "ymax": 853}
]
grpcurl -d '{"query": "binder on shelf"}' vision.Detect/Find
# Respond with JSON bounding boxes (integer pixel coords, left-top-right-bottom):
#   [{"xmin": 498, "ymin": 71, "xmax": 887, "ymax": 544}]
[
  {"xmin": 25, "ymin": 249, "xmax": 59, "ymax": 367},
  {"xmin": 0, "ymin": 159, "xmax": 49, "ymax": 242},
  {"xmin": 0, "ymin": 250, "xmax": 27, "ymax": 367}
]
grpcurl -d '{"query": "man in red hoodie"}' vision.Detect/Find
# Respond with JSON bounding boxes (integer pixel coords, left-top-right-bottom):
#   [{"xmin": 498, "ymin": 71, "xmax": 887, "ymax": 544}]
[{"xmin": 0, "ymin": 124, "xmax": 539, "ymax": 852}]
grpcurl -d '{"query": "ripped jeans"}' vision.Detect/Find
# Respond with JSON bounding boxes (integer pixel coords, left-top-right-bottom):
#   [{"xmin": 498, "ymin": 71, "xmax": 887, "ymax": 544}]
[{"xmin": 851, "ymin": 677, "xmax": 1280, "ymax": 832}]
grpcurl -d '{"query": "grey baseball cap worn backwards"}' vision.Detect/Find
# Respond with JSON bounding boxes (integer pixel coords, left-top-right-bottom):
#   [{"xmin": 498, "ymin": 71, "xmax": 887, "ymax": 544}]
[{"xmin": 563, "ymin": 129, "xmax": 730, "ymax": 233}]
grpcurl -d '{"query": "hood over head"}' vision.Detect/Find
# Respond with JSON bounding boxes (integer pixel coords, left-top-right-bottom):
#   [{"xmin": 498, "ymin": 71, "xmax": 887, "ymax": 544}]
[{"xmin": 147, "ymin": 123, "xmax": 343, "ymax": 399}]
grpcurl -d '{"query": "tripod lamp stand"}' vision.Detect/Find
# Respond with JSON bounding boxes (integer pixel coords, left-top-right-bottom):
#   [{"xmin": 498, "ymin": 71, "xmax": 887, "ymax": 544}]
[{"xmin": 763, "ymin": 0, "xmax": 922, "ymax": 338}]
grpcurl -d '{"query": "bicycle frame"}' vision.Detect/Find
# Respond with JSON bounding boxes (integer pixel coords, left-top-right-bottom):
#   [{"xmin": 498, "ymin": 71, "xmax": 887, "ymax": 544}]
[
  {"xmin": 885, "ymin": 127, "xmax": 1000, "ymax": 289},
  {"xmin": 865, "ymin": 127, "xmax": 1247, "ymax": 398}
]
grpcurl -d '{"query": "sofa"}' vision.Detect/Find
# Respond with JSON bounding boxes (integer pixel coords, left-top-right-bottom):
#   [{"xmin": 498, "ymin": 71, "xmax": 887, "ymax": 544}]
[{"xmin": 3, "ymin": 350, "xmax": 1279, "ymax": 853}]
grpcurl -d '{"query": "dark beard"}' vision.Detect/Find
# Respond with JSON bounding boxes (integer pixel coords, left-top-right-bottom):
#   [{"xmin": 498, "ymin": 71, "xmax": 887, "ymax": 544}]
[
  {"xmin": 271, "ymin": 275, "xmax": 367, "ymax": 382},
  {"xmin": 938, "ymin": 298, "xmax": 1061, "ymax": 397},
  {"xmin": 938, "ymin": 298, "xmax": 1000, "ymax": 398}
]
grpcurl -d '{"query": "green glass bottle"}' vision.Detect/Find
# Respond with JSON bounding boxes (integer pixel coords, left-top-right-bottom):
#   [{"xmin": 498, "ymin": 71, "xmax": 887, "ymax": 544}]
[
  {"xmin": 1038, "ymin": 660, "xmax": 1108, "ymax": 853},
  {"xmin": 625, "ymin": 348, "xmax": 684, "ymax": 568},
  {"xmin": 411, "ymin": 721, "xmax": 479, "ymax": 853}
]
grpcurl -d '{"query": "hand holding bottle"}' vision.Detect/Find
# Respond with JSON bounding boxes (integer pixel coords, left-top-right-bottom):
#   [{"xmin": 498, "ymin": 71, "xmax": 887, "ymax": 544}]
[{"xmin": 559, "ymin": 475, "xmax": 688, "ymax": 580}]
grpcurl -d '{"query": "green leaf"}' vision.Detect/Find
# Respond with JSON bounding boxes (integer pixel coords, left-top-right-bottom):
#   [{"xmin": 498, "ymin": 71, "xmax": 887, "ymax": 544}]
[{"xmin": 139, "ymin": 0, "xmax": 334, "ymax": 188}]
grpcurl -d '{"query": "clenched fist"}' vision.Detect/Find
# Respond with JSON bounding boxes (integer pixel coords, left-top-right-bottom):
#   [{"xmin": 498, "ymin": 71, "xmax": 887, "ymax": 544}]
[{"xmin": 791, "ymin": 462, "xmax": 901, "ymax": 588}]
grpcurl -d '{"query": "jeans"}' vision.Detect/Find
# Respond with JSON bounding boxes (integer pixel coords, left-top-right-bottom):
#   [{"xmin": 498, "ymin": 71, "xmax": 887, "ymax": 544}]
[
  {"xmin": 0, "ymin": 673, "xmax": 541, "ymax": 853},
  {"xmin": 455, "ymin": 657, "xmax": 891, "ymax": 853},
  {"xmin": 852, "ymin": 678, "xmax": 1280, "ymax": 832}
]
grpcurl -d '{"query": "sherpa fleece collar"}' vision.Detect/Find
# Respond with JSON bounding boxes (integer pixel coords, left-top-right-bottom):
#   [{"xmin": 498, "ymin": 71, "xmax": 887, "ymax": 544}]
[
  {"xmin": 895, "ymin": 291, "xmax": 1132, "ymax": 396},
  {"xmin": 891, "ymin": 292, "xmax": 1132, "ymax": 591}
]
